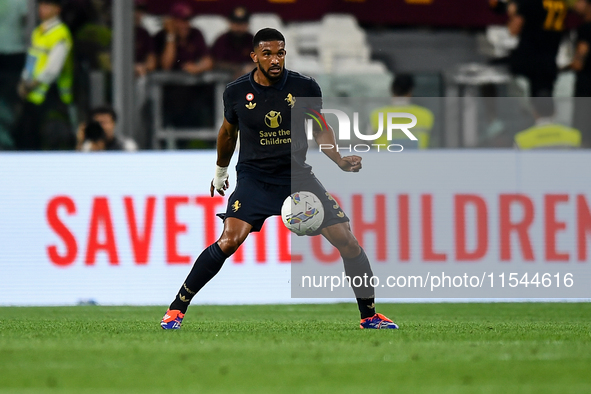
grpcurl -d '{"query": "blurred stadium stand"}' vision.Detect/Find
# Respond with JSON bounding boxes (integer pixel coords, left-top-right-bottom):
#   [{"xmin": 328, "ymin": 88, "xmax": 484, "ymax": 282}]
[{"xmin": 4, "ymin": 0, "xmax": 589, "ymax": 150}]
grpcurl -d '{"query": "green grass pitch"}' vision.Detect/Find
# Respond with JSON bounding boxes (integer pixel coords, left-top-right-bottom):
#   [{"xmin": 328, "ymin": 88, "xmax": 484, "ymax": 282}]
[{"xmin": 0, "ymin": 303, "xmax": 590, "ymax": 393}]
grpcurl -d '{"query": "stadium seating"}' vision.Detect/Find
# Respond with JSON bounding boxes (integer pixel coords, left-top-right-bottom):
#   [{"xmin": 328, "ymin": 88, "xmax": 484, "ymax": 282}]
[
  {"xmin": 249, "ymin": 13, "xmax": 285, "ymax": 35},
  {"xmin": 191, "ymin": 15, "xmax": 229, "ymax": 46},
  {"xmin": 140, "ymin": 13, "xmax": 162, "ymax": 36},
  {"xmin": 318, "ymin": 14, "xmax": 371, "ymax": 73}
]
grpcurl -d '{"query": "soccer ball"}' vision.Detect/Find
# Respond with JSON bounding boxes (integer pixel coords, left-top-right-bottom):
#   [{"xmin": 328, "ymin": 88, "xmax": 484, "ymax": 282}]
[{"xmin": 281, "ymin": 191, "xmax": 324, "ymax": 236}]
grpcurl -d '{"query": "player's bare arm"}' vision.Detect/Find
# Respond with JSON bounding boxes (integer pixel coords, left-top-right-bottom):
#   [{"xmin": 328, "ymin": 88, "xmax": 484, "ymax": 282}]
[
  {"xmin": 210, "ymin": 118, "xmax": 238, "ymax": 197},
  {"xmin": 313, "ymin": 123, "xmax": 362, "ymax": 173},
  {"xmin": 571, "ymin": 41, "xmax": 590, "ymax": 72}
]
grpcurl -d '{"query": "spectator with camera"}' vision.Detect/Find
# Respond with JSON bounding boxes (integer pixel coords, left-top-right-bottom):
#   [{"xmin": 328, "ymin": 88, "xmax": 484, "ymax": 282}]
[
  {"xmin": 76, "ymin": 106, "xmax": 137, "ymax": 151},
  {"xmin": 80, "ymin": 120, "xmax": 107, "ymax": 152}
]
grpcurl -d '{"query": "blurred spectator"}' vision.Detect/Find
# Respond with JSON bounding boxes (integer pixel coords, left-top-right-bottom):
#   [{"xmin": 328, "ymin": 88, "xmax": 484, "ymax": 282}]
[
  {"xmin": 80, "ymin": 120, "xmax": 107, "ymax": 151},
  {"xmin": 489, "ymin": 0, "xmax": 510, "ymax": 14},
  {"xmin": 211, "ymin": 6, "xmax": 255, "ymax": 78},
  {"xmin": 134, "ymin": 0, "xmax": 156, "ymax": 77},
  {"xmin": 60, "ymin": 0, "xmax": 96, "ymax": 36},
  {"xmin": 370, "ymin": 74, "xmax": 434, "ymax": 149},
  {"xmin": 572, "ymin": 0, "xmax": 591, "ymax": 93},
  {"xmin": 514, "ymin": 97, "xmax": 581, "ymax": 149},
  {"xmin": 0, "ymin": 0, "xmax": 28, "ymax": 149},
  {"xmin": 153, "ymin": 3, "xmax": 215, "ymax": 131},
  {"xmin": 14, "ymin": 0, "xmax": 75, "ymax": 150},
  {"xmin": 72, "ymin": 9, "xmax": 111, "ymax": 72},
  {"xmin": 506, "ymin": 0, "xmax": 567, "ymax": 96},
  {"xmin": 76, "ymin": 106, "xmax": 137, "ymax": 151},
  {"xmin": 154, "ymin": 2, "xmax": 212, "ymax": 74},
  {"xmin": 571, "ymin": 0, "xmax": 591, "ymax": 146}
]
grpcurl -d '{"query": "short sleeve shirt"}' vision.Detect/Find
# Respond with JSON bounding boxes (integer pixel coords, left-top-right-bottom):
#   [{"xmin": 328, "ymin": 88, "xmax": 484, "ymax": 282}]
[
  {"xmin": 211, "ymin": 31, "xmax": 254, "ymax": 65},
  {"xmin": 135, "ymin": 26, "xmax": 154, "ymax": 63},
  {"xmin": 154, "ymin": 28, "xmax": 208, "ymax": 69},
  {"xmin": 223, "ymin": 69, "xmax": 322, "ymax": 184}
]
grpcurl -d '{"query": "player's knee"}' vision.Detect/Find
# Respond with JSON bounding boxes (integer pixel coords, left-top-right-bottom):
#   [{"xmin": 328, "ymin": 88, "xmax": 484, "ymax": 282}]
[
  {"xmin": 217, "ymin": 235, "xmax": 244, "ymax": 256},
  {"xmin": 335, "ymin": 235, "xmax": 360, "ymax": 259}
]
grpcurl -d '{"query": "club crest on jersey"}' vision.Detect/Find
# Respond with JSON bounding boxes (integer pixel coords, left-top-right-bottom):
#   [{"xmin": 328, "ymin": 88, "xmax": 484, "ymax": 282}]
[
  {"xmin": 265, "ymin": 111, "xmax": 282, "ymax": 128},
  {"xmin": 285, "ymin": 93, "xmax": 296, "ymax": 108},
  {"xmin": 232, "ymin": 200, "xmax": 241, "ymax": 212},
  {"xmin": 245, "ymin": 93, "xmax": 256, "ymax": 109}
]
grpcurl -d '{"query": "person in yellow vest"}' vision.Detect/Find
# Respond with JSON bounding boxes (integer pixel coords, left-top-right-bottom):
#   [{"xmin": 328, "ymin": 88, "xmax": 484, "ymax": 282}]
[
  {"xmin": 514, "ymin": 97, "xmax": 581, "ymax": 149},
  {"xmin": 14, "ymin": 0, "xmax": 74, "ymax": 150},
  {"xmin": 370, "ymin": 74, "xmax": 434, "ymax": 149}
]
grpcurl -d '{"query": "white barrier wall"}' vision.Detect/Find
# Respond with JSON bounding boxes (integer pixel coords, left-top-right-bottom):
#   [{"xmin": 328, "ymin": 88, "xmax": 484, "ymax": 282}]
[
  {"xmin": 0, "ymin": 152, "xmax": 291, "ymax": 306},
  {"xmin": 0, "ymin": 151, "xmax": 590, "ymax": 305}
]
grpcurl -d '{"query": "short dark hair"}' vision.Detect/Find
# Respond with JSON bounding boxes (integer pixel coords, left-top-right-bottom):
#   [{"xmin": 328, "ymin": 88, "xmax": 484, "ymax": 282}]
[
  {"xmin": 252, "ymin": 28, "xmax": 285, "ymax": 49},
  {"xmin": 392, "ymin": 74, "xmax": 415, "ymax": 96},
  {"xmin": 531, "ymin": 97, "xmax": 555, "ymax": 117},
  {"xmin": 90, "ymin": 105, "xmax": 117, "ymax": 122}
]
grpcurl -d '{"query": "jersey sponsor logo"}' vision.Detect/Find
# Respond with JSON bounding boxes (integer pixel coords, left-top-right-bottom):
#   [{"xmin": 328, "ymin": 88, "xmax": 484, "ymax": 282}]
[
  {"xmin": 232, "ymin": 200, "xmax": 241, "ymax": 212},
  {"xmin": 265, "ymin": 111, "xmax": 282, "ymax": 128},
  {"xmin": 285, "ymin": 93, "xmax": 296, "ymax": 108},
  {"xmin": 245, "ymin": 102, "xmax": 257, "ymax": 110}
]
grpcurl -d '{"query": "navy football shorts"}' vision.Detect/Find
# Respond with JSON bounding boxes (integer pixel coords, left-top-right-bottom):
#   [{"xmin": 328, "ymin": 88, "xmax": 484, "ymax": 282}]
[{"xmin": 223, "ymin": 174, "xmax": 350, "ymax": 233}]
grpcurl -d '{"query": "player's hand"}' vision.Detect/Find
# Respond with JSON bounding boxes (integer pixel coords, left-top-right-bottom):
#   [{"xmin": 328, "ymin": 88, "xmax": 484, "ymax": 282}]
[
  {"xmin": 338, "ymin": 156, "xmax": 362, "ymax": 172},
  {"xmin": 210, "ymin": 179, "xmax": 229, "ymax": 197},
  {"xmin": 210, "ymin": 165, "xmax": 230, "ymax": 196}
]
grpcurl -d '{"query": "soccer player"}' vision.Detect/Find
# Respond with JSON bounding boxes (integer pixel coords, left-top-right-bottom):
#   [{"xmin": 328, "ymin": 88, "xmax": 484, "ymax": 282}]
[
  {"xmin": 506, "ymin": 0, "xmax": 567, "ymax": 96},
  {"xmin": 160, "ymin": 28, "xmax": 398, "ymax": 330}
]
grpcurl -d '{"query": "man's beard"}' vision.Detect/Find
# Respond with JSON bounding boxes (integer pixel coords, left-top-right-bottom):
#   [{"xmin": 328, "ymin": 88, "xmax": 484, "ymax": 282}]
[{"xmin": 258, "ymin": 62, "xmax": 283, "ymax": 83}]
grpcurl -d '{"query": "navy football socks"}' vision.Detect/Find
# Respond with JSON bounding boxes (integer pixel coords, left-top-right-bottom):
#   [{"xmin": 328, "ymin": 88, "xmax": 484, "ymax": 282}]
[{"xmin": 169, "ymin": 243, "xmax": 229, "ymax": 313}]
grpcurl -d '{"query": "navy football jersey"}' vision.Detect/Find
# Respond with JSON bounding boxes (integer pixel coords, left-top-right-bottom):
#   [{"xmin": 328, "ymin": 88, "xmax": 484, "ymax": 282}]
[{"xmin": 223, "ymin": 69, "xmax": 322, "ymax": 185}]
